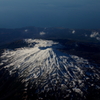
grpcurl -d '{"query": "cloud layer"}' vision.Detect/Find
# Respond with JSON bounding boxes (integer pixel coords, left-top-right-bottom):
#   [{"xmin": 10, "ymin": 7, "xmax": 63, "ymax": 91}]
[{"xmin": 39, "ymin": 32, "xmax": 46, "ymax": 35}]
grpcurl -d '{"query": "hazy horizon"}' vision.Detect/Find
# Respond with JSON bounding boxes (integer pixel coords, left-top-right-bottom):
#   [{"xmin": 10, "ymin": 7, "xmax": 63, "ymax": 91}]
[{"xmin": 0, "ymin": 0, "xmax": 100, "ymax": 29}]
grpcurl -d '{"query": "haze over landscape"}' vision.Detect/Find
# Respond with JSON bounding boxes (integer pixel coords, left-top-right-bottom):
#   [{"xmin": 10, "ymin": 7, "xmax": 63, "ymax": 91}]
[{"xmin": 0, "ymin": 0, "xmax": 100, "ymax": 29}]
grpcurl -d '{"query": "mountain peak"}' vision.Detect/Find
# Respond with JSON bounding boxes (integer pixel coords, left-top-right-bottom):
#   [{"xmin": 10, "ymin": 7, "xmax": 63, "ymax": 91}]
[{"xmin": 1, "ymin": 39, "xmax": 100, "ymax": 96}]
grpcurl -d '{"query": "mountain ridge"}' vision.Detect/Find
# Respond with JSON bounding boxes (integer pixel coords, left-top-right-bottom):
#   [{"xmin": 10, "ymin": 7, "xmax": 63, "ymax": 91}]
[{"xmin": 0, "ymin": 39, "xmax": 100, "ymax": 99}]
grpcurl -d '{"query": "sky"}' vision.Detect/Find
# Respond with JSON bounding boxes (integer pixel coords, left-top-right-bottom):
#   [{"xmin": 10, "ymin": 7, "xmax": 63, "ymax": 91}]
[{"xmin": 0, "ymin": 0, "xmax": 100, "ymax": 29}]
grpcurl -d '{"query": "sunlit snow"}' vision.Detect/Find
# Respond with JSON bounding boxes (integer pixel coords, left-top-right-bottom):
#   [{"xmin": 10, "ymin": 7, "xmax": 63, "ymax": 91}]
[{"xmin": 1, "ymin": 39, "xmax": 100, "ymax": 94}]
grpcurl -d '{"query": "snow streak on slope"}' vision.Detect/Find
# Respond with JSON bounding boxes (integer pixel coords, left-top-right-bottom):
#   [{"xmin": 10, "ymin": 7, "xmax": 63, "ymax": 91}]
[{"xmin": 1, "ymin": 39, "xmax": 100, "ymax": 95}]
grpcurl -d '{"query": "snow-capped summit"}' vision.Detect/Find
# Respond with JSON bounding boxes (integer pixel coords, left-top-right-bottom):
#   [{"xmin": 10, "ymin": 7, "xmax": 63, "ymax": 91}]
[
  {"xmin": 0, "ymin": 39, "xmax": 100, "ymax": 96},
  {"xmin": 24, "ymin": 39, "xmax": 61, "ymax": 48}
]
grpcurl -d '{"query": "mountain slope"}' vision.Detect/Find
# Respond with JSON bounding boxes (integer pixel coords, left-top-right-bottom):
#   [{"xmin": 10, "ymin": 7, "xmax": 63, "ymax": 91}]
[{"xmin": 0, "ymin": 39, "xmax": 100, "ymax": 99}]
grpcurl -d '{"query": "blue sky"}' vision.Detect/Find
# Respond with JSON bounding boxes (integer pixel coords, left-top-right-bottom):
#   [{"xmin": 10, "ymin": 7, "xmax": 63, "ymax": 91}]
[{"xmin": 0, "ymin": 0, "xmax": 100, "ymax": 29}]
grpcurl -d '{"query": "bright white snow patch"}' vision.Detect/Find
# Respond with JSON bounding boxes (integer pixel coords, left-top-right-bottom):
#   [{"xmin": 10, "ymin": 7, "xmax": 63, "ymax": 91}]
[
  {"xmin": 0, "ymin": 63, "xmax": 3, "ymax": 66},
  {"xmin": 73, "ymin": 88, "xmax": 82, "ymax": 94},
  {"xmin": 39, "ymin": 31, "xmax": 46, "ymax": 35},
  {"xmin": 24, "ymin": 39, "xmax": 60, "ymax": 48}
]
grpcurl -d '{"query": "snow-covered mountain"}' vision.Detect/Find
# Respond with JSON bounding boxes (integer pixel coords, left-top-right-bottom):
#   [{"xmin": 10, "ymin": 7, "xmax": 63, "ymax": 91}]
[{"xmin": 0, "ymin": 39, "xmax": 100, "ymax": 99}]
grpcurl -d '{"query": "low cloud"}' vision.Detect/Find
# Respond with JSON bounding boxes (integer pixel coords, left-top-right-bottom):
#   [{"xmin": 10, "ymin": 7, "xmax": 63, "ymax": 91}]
[
  {"xmin": 39, "ymin": 32, "xmax": 46, "ymax": 35},
  {"xmin": 90, "ymin": 32, "xmax": 99, "ymax": 38},
  {"xmin": 25, "ymin": 29, "xmax": 28, "ymax": 32},
  {"xmin": 72, "ymin": 30, "xmax": 75, "ymax": 34}
]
